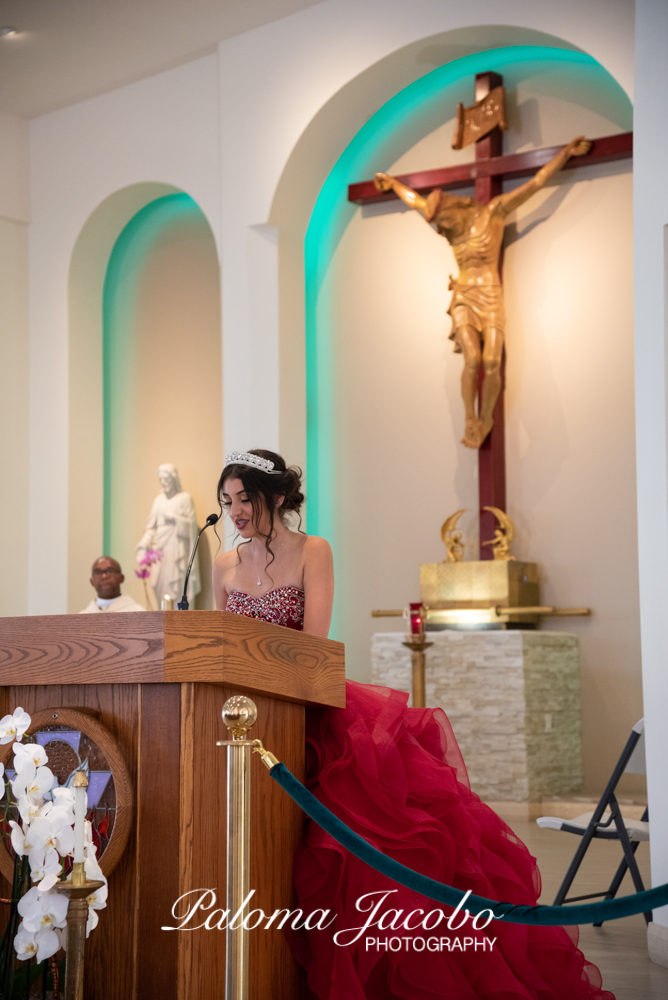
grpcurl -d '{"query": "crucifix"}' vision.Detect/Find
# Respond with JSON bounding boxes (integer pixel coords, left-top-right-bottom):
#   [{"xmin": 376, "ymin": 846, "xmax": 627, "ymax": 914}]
[{"xmin": 349, "ymin": 71, "xmax": 632, "ymax": 558}]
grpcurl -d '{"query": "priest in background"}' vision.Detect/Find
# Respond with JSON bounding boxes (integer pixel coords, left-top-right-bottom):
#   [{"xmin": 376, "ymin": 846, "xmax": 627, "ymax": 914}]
[{"xmin": 79, "ymin": 556, "xmax": 145, "ymax": 613}]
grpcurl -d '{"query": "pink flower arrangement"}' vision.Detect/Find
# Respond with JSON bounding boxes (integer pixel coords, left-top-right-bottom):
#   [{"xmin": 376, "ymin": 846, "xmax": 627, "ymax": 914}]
[{"xmin": 135, "ymin": 550, "xmax": 162, "ymax": 607}]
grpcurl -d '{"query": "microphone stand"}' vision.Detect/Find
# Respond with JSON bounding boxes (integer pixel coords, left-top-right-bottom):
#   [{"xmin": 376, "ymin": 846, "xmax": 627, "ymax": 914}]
[{"xmin": 177, "ymin": 513, "xmax": 219, "ymax": 610}]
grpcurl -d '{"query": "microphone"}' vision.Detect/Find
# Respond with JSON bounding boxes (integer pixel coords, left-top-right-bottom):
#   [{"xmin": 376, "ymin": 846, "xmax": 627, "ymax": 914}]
[{"xmin": 177, "ymin": 513, "xmax": 220, "ymax": 610}]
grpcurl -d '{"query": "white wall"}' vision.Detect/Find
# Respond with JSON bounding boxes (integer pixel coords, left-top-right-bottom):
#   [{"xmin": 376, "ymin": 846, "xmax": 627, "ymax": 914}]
[
  {"xmin": 635, "ymin": 0, "xmax": 668, "ymax": 951},
  {"xmin": 28, "ymin": 55, "xmax": 221, "ymax": 614},
  {"xmin": 0, "ymin": 112, "xmax": 30, "ymax": 617}
]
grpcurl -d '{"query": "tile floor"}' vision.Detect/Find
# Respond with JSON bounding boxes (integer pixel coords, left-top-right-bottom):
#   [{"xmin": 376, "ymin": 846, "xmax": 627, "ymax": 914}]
[{"xmin": 496, "ymin": 806, "xmax": 668, "ymax": 999}]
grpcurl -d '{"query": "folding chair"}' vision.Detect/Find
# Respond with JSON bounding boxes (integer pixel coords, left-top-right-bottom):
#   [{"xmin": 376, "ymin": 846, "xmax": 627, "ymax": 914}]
[{"xmin": 536, "ymin": 719, "xmax": 650, "ymax": 925}]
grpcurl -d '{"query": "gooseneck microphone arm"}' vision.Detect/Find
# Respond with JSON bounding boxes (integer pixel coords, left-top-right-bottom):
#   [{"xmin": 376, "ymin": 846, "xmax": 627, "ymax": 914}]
[{"xmin": 177, "ymin": 512, "xmax": 220, "ymax": 610}]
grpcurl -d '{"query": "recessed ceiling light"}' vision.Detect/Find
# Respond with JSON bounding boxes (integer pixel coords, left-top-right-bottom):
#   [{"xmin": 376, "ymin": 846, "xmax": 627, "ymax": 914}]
[{"xmin": 0, "ymin": 27, "xmax": 18, "ymax": 38}]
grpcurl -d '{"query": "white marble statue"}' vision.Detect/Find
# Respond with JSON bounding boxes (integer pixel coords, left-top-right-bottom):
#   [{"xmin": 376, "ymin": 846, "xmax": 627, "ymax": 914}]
[{"xmin": 136, "ymin": 464, "xmax": 201, "ymax": 607}]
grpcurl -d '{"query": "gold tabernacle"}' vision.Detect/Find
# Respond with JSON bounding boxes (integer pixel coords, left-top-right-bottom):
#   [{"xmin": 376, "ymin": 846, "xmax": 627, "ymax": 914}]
[
  {"xmin": 420, "ymin": 558, "xmax": 540, "ymax": 625},
  {"xmin": 371, "ymin": 511, "xmax": 590, "ymax": 629}
]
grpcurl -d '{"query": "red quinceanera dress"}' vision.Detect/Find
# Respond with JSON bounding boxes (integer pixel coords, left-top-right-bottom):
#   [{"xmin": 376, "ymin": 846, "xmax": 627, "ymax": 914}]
[{"xmin": 226, "ymin": 588, "xmax": 614, "ymax": 1000}]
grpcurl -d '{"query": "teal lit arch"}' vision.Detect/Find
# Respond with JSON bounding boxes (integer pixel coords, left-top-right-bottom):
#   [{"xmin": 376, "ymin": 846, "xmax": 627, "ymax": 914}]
[
  {"xmin": 102, "ymin": 192, "xmax": 210, "ymax": 554},
  {"xmin": 304, "ymin": 43, "xmax": 632, "ymax": 554}
]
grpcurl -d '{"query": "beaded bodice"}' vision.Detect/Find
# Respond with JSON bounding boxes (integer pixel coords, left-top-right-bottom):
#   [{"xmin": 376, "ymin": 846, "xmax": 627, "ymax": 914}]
[{"xmin": 226, "ymin": 586, "xmax": 305, "ymax": 631}]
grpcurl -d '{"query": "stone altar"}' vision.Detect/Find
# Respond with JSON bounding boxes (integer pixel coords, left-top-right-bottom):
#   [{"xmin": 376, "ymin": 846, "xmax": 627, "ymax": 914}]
[{"xmin": 371, "ymin": 630, "xmax": 583, "ymax": 802}]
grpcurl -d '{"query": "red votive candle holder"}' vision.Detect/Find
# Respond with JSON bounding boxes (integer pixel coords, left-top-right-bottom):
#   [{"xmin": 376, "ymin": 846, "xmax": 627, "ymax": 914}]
[{"xmin": 409, "ymin": 602, "xmax": 425, "ymax": 637}]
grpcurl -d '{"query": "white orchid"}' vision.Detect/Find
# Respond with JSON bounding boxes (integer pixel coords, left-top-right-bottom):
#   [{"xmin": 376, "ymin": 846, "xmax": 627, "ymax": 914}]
[
  {"xmin": 37, "ymin": 874, "xmax": 61, "ymax": 894},
  {"xmin": 15, "ymin": 923, "xmax": 60, "ymax": 963},
  {"xmin": 19, "ymin": 886, "xmax": 68, "ymax": 933},
  {"xmin": 14, "ymin": 889, "xmax": 65, "ymax": 962},
  {"xmin": 13, "ymin": 741, "xmax": 47, "ymax": 770},
  {"xmin": 84, "ymin": 879, "xmax": 108, "ymax": 936},
  {"xmin": 8, "ymin": 711, "xmax": 106, "ymax": 962},
  {"xmin": 83, "ymin": 854, "xmax": 108, "ymax": 934},
  {"xmin": 29, "ymin": 846, "xmax": 62, "ymax": 891},
  {"xmin": 9, "ymin": 819, "xmax": 37, "ymax": 857},
  {"xmin": 13, "ymin": 926, "xmax": 38, "ymax": 961},
  {"xmin": 17, "ymin": 794, "xmax": 41, "ymax": 825},
  {"xmin": 0, "ymin": 707, "xmax": 31, "ymax": 744},
  {"xmin": 52, "ymin": 786, "xmax": 75, "ymax": 820},
  {"xmin": 35, "ymin": 929, "xmax": 61, "ymax": 961},
  {"xmin": 12, "ymin": 763, "xmax": 55, "ymax": 806},
  {"xmin": 84, "ymin": 854, "xmax": 105, "ymax": 884},
  {"xmin": 84, "ymin": 819, "xmax": 98, "ymax": 860},
  {"xmin": 0, "ymin": 761, "xmax": 5, "ymax": 800},
  {"xmin": 87, "ymin": 881, "xmax": 107, "ymax": 911},
  {"xmin": 28, "ymin": 812, "xmax": 75, "ymax": 860}
]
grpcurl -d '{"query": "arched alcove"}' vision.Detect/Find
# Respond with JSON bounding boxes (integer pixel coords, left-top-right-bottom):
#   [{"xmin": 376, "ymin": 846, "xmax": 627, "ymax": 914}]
[
  {"xmin": 266, "ymin": 27, "xmax": 638, "ymax": 797},
  {"xmin": 269, "ymin": 32, "xmax": 631, "ymax": 625},
  {"xmin": 268, "ymin": 25, "xmax": 631, "ymax": 496},
  {"xmin": 273, "ymin": 41, "xmax": 631, "ymax": 541},
  {"xmin": 68, "ymin": 185, "xmax": 221, "ymax": 612}
]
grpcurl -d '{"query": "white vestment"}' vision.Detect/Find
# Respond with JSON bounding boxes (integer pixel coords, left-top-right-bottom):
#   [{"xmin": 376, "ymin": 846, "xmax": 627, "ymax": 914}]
[
  {"xmin": 137, "ymin": 490, "xmax": 200, "ymax": 605},
  {"xmin": 79, "ymin": 594, "xmax": 146, "ymax": 614}
]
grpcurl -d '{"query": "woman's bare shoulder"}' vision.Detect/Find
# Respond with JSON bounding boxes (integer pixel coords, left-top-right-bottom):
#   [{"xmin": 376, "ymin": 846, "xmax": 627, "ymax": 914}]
[
  {"xmin": 303, "ymin": 534, "xmax": 333, "ymax": 561},
  {"xmin": 214, "ymin": 546, "xmax": 242, "ymax": 572},
  {"xmin": 303, "ymin": 533, "xmax": 331, "ymax": 549}
]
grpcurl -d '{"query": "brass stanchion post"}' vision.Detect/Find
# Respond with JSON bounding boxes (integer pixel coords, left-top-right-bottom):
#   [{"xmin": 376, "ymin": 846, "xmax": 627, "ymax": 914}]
[
  {"xmin": 53, "ymin": 773, "xmax": 104, "ymax": 1000},
  {"xmin": 217, "ymin": 696, "xmax": 257, "ymax": 1000}
]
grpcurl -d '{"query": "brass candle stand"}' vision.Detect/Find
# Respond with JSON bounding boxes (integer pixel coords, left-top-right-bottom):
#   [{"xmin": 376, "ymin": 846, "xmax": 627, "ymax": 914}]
[
  {"xmin": 54, "ymin": 866, "xmax": 104, "ymax": 1000},
  {"xmin": 402, "ymin": 606, "xmax": 432, "ymax": 708},
  {"xmin": 402, "ymin": 637, "xmax": 433, "ymax": 708},
  {"xmin": 53, "ymin": 771, "xmax": 104, "ymax": 1000}
]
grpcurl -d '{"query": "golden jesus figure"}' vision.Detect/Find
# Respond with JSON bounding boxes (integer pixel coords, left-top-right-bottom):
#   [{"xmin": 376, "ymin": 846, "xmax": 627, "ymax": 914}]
[{"xmin": 374, "ymin": 136, "xmax": 591, "ymax": 449}]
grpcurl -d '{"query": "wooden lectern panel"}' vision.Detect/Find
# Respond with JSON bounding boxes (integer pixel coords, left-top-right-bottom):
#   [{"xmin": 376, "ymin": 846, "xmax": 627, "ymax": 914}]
[
  {"xmin": 0, "ymin": 611, "xmax": 346, "ymax": 706},
  {"xmin": 178, "ymin": 683, "xmax": 305, "ymax": 1000},
  {"xmin": 0, "ymin": 612, "xmax": 345, "ymax": 1000}
]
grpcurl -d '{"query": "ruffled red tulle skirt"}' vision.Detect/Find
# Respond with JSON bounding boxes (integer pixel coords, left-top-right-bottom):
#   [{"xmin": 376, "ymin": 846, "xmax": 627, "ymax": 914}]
[{"xmin": 287, "ymin": 681, "xmax": 614, "ymax": 1000}]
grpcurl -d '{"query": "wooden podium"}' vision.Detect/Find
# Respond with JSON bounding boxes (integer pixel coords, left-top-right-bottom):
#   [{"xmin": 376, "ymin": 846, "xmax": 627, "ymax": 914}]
[{"xmin": 0, "ymin": 610, "xmax": 345, "ymax": 1000}]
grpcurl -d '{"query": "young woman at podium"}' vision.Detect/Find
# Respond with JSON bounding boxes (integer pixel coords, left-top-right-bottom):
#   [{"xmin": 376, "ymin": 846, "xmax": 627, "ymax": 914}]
[{"xmin": 213, "ymin": 450, "xmax": 613, "ymax": 1000}]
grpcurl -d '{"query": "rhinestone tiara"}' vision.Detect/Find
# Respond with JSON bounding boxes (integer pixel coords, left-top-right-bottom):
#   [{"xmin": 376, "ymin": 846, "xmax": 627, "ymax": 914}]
[{"xmin": 223, "ymin": 451, "xmax": 281, "ymax": 474}]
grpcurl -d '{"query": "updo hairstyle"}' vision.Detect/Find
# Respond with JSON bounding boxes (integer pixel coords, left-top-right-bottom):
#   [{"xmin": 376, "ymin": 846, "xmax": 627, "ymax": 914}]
[{"xmin": 217, "ymin": 449, "xmax": 305, "ymax": 565}]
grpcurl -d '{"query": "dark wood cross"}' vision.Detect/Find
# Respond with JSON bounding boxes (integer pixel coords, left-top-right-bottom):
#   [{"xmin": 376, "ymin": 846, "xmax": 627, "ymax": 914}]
[{"xmin": 348, "ymin": 71, "xmax": 632, "ymax": 558}]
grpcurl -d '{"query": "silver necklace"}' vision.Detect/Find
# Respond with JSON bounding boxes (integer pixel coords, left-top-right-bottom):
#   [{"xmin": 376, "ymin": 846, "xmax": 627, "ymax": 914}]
[
  {"xmin": 251, "ymin": 538, "xmax": 283, "ymax": 587},
  {"xmin": 252, "ymin": 539, "xmax": 262, "ymax": 586}
]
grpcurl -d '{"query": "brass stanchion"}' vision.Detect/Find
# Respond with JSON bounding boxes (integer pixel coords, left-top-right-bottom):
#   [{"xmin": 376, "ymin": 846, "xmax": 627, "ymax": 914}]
[
  {"xmin": 217, "ymin": 696, "xmax": 257, "ymax": 1000},
  {"xmin": 53, "ymin": 773, "xmax": 104, "ymax": 1000}
]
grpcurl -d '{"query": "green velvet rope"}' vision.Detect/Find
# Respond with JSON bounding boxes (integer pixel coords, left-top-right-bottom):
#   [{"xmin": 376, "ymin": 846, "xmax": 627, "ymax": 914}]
[{"xmin": 269, "ymin": 762, "xmax": 665, "ymax": 926}]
